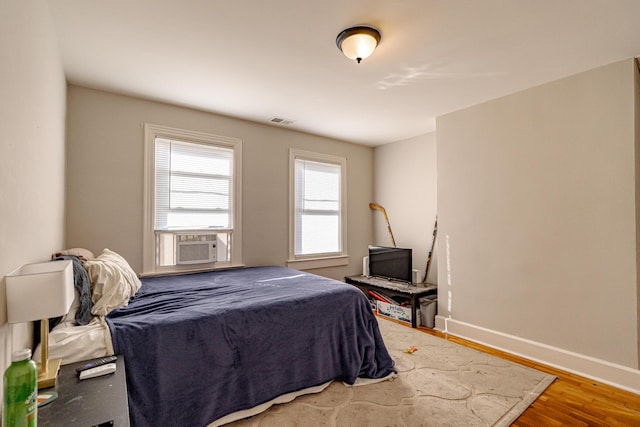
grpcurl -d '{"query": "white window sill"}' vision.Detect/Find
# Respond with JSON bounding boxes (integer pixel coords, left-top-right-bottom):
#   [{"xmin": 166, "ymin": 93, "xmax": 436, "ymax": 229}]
[
  {"xmin": 140, "ymin": 262, "xmax": 245, "ymax": 278},
  {"xmin": 286, "ymin": 255, "xmax": 349, "ymax": 270}
]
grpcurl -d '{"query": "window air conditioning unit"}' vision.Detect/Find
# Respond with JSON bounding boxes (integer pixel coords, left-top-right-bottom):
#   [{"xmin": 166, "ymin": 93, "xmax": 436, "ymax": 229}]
[{"xmin": 176, "ymin": 233, "xmax": 217, "ymax": 265}]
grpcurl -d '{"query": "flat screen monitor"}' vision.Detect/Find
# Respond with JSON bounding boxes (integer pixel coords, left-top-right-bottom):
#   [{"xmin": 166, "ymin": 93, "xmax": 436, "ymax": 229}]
[{"xmin": 368, "ymin": 246, "xmax": 412, "ymax": 283}]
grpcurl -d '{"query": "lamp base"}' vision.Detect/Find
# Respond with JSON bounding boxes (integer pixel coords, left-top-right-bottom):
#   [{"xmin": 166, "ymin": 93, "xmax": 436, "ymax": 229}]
[{"xmin": 38, "ymin": 358, "xmax": 62, "ymax": 389}]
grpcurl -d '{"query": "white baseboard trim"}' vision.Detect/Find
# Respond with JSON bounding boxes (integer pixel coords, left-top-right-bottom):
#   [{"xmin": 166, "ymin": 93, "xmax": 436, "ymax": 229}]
[{"xmin": 435, "ymin": 315, "xmax": 640, "ymax": 394}]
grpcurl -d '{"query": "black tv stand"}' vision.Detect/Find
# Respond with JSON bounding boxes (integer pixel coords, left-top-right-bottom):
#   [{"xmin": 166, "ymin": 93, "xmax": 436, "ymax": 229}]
[{"xmin": 345, "ymin": 275, "xmax": 437, "ymax": 328}]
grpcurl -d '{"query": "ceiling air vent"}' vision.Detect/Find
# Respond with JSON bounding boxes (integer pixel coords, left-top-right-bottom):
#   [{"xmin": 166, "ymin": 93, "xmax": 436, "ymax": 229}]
[{"xmin": 270, "ymin": 117, "xmax": 295, "ymax": 126}]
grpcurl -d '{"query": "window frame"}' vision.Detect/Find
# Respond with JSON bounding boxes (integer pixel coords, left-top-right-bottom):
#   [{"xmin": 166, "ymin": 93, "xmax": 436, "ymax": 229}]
[
  {"xmin": 142, "ymin": 123, "xmax": 243, "ymax": 275},
  {"xmin": 287, "ymin": 149, "xmax": 349, "ymax": 270}
]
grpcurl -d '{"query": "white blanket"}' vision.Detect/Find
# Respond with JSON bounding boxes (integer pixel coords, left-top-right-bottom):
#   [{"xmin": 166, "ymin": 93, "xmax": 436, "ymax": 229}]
[{"xmin": 33, "ymin": 316, "xmax": 113, "ymax": 365}]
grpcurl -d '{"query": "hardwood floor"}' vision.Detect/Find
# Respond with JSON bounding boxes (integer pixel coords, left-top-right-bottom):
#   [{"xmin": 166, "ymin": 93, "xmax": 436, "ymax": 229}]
[{"xmin": 415, "ymin": 324, "xmax": 640, "ymax": 426}]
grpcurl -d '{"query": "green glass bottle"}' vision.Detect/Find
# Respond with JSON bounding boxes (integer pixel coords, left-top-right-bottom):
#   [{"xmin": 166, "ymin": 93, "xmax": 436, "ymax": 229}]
[{"xmin": 2, "ymin": 349, "xmax": 37, "ymax": 427}]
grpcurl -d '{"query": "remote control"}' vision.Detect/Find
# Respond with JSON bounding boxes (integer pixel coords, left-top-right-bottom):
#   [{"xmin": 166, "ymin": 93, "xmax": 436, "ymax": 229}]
[
  {"xmin": 79, "ymin": 363, "xmax": 116, "ymax": 380},
  {"xmin": 76, "ymin": 355, "xmax": 118, "ymax": 373}
]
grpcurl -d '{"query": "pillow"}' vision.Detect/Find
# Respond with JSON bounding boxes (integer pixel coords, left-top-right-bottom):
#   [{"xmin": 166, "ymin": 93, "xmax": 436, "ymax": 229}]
[
  {"xmin": 84, "ymin": 249, "xmax": 141, "ymax": 316},
  {"xmin": 52, "ymin": 248, "xmax": 95, "ymax": 262}
]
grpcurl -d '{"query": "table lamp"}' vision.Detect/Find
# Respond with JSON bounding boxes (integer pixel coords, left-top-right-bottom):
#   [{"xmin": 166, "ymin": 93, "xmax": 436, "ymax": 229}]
[{"xmin": 6, "ymin": 259, "xmax": 74, "ymax": 389}]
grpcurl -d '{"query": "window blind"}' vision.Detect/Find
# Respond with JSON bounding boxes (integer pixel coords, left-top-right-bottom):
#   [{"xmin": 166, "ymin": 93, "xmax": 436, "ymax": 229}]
[
  {"xmin": 155, "ymin": 138, "xmax": 233, "ymax": 230},
  {"xmin": 294, "ymin": 158, "xmax": 341, "ymax": 255}
]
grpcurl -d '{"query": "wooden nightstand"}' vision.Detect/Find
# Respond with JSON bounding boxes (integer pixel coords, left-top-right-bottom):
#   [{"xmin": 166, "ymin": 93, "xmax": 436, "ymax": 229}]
[{"xmin": 38, "ymin": 356, "xmax": 129, "ymax": 426}]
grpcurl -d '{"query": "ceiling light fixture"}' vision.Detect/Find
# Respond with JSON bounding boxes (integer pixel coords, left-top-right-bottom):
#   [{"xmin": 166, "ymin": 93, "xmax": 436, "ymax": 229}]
[{"xmin": 336, "ymin": 25, "xmax": 381, "ymax": 63}]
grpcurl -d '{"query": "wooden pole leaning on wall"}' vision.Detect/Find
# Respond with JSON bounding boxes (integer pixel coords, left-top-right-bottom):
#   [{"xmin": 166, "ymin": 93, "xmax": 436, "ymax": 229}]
[
  {"xmin": 369, "ymin": 202, "xmax": 397, "ymax": 247},
  {"xmin": 423, "ymin": 216, "xmax": 437, "ymax": 284}
]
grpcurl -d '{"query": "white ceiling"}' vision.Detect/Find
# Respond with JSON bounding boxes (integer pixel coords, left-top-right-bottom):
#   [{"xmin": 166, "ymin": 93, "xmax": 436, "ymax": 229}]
[{"xmin": 48, "ymin": 0, "xmax": 640, "ymax": 146}]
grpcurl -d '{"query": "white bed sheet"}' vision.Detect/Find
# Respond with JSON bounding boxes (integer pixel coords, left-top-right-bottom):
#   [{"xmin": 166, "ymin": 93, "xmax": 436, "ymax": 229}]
[{"xmin": 33, "ymin": 316, "xmax": 113, "ymax": 365}]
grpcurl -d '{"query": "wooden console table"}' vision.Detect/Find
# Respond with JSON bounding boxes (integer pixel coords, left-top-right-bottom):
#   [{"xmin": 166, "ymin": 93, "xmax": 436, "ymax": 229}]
[{"xmin": 345, "ymin": 275, "xmax": 437, "ymax": 328}]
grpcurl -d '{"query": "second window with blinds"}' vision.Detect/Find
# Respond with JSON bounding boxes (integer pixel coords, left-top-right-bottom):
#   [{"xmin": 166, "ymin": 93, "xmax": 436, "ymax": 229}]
[{"xmin": 288, "ymin": 149, "xmax": 349, "ymax": 270}]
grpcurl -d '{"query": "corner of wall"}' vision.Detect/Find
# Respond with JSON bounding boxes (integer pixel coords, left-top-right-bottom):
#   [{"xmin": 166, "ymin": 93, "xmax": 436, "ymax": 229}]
[
  {"xmin": 634, "ymin": 57, "xmax": 640, "ymax": 369},
  {"xmin": 372, "ymin": 134, "xmax": 438, "ymax": 283}
]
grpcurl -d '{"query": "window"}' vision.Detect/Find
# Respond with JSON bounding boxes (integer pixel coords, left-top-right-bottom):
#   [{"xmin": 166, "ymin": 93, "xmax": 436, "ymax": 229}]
[
  {"xmin": 288, "ymin": 149, "xmax": 348, "ymax": 269},
  {"xmin": 143, "ymin": 124, "xmax": 242, "ymax": 274}
]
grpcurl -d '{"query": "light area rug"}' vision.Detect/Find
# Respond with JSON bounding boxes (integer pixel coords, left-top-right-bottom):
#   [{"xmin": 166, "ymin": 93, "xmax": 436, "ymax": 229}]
[{"xmin": 224, "ymin": 316, "xmax": 556, "ymax": 426}]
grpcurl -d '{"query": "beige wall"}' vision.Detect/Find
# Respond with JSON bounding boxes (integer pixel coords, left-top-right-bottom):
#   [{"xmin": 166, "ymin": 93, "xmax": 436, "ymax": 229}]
[
  {"xmin": 0, "ymin": 0, "xmax": 67, "ymax": 391},
  {"xmin": 373, "ymin": 133, "xmax": 438, "ymax": 284},
  {"xmin": 437, "ymin": 59, "xmax": 638, "ymax": 368},
  {"xmin": 65, "ymin": 86, "xmax": 374, "ymax": 281}
]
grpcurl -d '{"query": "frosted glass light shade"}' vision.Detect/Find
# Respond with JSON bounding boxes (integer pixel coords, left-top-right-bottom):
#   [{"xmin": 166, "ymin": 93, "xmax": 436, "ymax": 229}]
[
  {"xmin": 6, "ymin": 259, "xmax": 74, "ymax": 323},
  {"xmin": 336, "ymin": 26, "xmax": 381, "ymax": 63}
]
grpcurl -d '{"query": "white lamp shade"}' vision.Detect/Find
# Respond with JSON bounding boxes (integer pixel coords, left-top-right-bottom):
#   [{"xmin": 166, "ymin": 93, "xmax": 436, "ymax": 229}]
[
  {"xmin": 6, "ymin": 259, "xmax": 74, "ymax": 323},
  {"xmin": 340, "ymin": 33, "xmax": 378, "ymax": 61}
]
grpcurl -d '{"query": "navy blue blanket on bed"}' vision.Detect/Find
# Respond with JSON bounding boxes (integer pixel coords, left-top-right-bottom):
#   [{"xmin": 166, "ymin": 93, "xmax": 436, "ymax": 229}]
[{"xmin": 105, "ymin": 266, "xmax": 394, "ymax": 426}]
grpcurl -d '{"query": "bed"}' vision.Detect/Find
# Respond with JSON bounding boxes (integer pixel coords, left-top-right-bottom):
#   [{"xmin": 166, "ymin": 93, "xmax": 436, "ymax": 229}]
[{"xmin": 39, "ymin": 249, "xmax": 395, "ymax": 426}]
